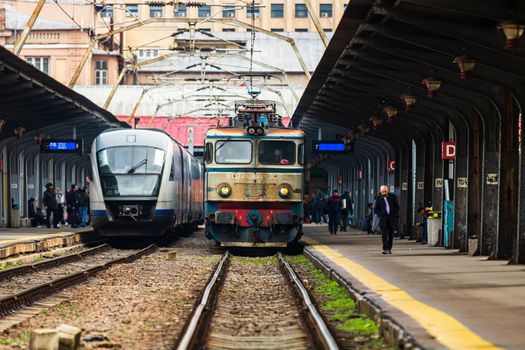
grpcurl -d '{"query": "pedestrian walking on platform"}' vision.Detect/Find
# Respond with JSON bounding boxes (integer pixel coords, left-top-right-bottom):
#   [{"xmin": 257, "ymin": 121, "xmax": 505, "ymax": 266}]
[
  {"xmin": 327, "ymin": 190, "xmax": 342, "ymax": 235},
  {"xmin": 42, "ymin": 183, "xmax": 59, "ymax": 229},
  {"xmin": 374, "ymin": 185, "xmax": 399, "ymax": 254},
  {"xmin": 340, "ymin": 191, "xmax": 352, "ymax": 232}
]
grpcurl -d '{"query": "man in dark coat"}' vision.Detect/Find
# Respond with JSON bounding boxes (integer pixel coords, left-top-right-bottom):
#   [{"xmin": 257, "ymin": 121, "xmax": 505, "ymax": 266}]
[
  {"xmin": 374, "ymin": 185, "xmax": 400, "ymax": 254},
  {"xmin": 66, "ymin": 184, "xmax": 80, "ymax": 228},
  {"xmin": 326, "ymin": 190, "xmax": 342, "ymax": 235},
  {"xmin": 42, "ymin": 183, "xmax": 59, "ymax": 228}
]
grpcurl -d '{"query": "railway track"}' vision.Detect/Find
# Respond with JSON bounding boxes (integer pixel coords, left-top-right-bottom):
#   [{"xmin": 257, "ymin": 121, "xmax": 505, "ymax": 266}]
[
  {"xmin": 0, "ymin": 243, "xmax": 157, "ymax": 318},
  {"xmin": 176, "ymin": 252, "xmax": 339, "ymax": 350}
]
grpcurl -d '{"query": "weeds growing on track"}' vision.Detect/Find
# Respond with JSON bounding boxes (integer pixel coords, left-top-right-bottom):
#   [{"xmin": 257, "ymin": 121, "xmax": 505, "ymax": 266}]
[
  {"xmin": 0, "ymin": 331, "xmax": 30, "ymax": 346},
  {"xmin": 289, "ymin": 254, "xmax": 390, "ymax": 349}
]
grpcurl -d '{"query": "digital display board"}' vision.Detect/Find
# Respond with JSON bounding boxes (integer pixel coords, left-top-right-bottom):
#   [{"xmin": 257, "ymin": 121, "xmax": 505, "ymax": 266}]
[
  {"xmin": 40, "ymin": 140, "xmax": 82, "ymax": 154},
  {"xmin": 313, "ymin": 141, "xmax": 354, "ymax": 154}
]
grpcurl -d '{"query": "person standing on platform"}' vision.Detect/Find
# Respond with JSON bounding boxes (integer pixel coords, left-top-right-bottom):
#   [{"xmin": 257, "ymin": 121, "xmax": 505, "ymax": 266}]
[
  {"xmin": 340, "ymin": 191, "xmax": 352, "ymax": 232},
  {"xmin": 374, "ymin": 185, "xmax": 400, "ymax": 254},
  {"xmin": 78, "ymin": 189, "xmax": 89, "ymax": 227},
  {"xmin": 42, "ymin": 183, "xmax": 59, "ymax": 229},
  {"xmin": 66, "ymin": 184, "xmax": 80, "ymax": 228},
  {"xmin": 327, "ymin": 190, "xmax": 342, "ymax": 235},
  {"xmin": 416, "ymin": 207, "xmax": 429, "ymax": 244}
]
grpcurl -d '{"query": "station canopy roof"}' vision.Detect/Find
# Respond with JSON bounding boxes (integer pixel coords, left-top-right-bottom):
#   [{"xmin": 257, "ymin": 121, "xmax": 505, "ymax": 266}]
[
  {"xmin": 292, "ymin": 0, "xmax": 525, "ymax": 158},
  {"xmin": 0, "ymin": 45, "xmax": 125, "ymax": 146}
]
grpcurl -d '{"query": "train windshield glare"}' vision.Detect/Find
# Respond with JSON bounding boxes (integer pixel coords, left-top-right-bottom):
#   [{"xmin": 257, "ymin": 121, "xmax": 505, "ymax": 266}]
[
  {"xmin": 258, "ymin": 141, "xmax": 296, "ymax": 165},
  {"xmin": 215, "ymin": 140, "xmax": 252, "ymax": 164},
  {"xmin": 97, "ymin": 146, "xmax": 165, "ymax": 197}
]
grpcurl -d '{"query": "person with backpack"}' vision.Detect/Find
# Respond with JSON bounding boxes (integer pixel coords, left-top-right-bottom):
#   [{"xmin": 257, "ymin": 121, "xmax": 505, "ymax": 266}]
[{"xmin": 327, "ymin": 190, "xmax": 342, "ymax": 235}]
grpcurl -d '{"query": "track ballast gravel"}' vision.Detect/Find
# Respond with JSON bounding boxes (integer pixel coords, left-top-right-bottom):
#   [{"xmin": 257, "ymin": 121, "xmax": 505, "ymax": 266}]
[
  {"xmin": 205, "ymin": 257, "xmax": 310, "ymax": 350},
  {"xmin": 0, "ymin": 234, "xmax": 222, "ymax": 350}
]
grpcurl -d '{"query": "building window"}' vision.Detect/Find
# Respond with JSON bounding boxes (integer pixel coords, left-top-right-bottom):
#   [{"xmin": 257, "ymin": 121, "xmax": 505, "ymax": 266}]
[
  {"xmin": 320, "ymin": 4, "xmax": 332, "ymax": 17},
  {"xmin": 150, "ymin": 5, "xmax": 163, "ymax": 17},
  {"xmin": 199, "ymin": 5, "xmax": 211, "ymax": 17},
  {"xmin": 295, "ymin": 4, "xmax": 308, "ymax": 18},
  {"xmin": 271, "ymin": 4, "xmax": 284, "ymax": 18},
  {"xmin": 295, "ymin": 28, "xmax": 308, "ymax": 32},
  {"xmin": 138, "ymin": 49, "xmax": 160, "ymax": 58},
  {"xmin": 26, "ymin": 57, "xmax": 49, "ymax": 74},
  {"xmin": 271, "ymin": 28, "xmax": 284, "ymax": 32},
  {"xmin": 95, "ymin": 60, "xmax": 108, "ymax": 85},
  {"xmin": 201, "ymin": 28, "xmax": 211, "ymax": 32},
  {"xmin": 223, "ymin": 5, "xmax": 235, "ymax": 17},
  {"xmin": 174, "ymin": 5, "xmax": 187, "ymax": 16},
  {"xmin": 323, "ymin": 28, "xmax": 332, "ymax": 32},
  {"xmin": 223, "ymin": 28, "xmax": 236, "ymax": 32},
  {"xmin": 126, "ymin": 4, "xmax": 138, "ymax": 16},
  {"xmin": 100, "ymin": 4, "xmax": 113, "ymax": 17},
  {"xmin": 247, "ymin": 5, "xmax": 260, "ymax": 17}
]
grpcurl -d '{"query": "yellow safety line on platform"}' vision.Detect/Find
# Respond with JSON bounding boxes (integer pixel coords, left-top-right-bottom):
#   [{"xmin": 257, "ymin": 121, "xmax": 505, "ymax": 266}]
[
  {"xmin": 0, "ymin": 232, "xmax": 75, "ymax": 245},
  {"xmin": 303, "ymin": 236, "xmax": 503, "ymax": 350}
]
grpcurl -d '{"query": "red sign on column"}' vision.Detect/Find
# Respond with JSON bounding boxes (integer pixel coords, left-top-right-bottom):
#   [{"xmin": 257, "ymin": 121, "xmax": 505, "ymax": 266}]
[
  {"xmin": 387, "ymin": 160, "xmax": 396, "ymax": 173},
  {"xmin": 338, "ymin": 175, "xmax": 342, "ymax": 185},
  {"xmin": 442, "ymin": 142, "xmax": 456, "ymax": 160}
]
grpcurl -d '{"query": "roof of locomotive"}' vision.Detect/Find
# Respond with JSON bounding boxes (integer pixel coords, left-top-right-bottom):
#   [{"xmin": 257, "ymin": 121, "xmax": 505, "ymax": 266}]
[{"xmin": 205, "ymin": 127, "xmax": 304, "ymax": 138}]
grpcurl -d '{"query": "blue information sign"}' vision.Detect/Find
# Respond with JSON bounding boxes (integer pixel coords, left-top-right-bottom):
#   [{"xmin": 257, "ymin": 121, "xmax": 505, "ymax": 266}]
[
  {"xmin": 41, "ymin": 140, "xmax": 82, "ymax": 153},
  {"xmin": 313, "ymin": 141, "xmax": 353, "ymax": 154}
]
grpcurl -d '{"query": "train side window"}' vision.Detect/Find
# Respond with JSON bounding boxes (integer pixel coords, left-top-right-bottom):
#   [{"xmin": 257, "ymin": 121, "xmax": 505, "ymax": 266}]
[
  {"xmin": 205, "ymin": 142, "xmax": 213, "ymax": 163},
  {"xmin": 169, "ymin": 159, "xmax": 175, "ymax": 181},
  {"xmin": 298, "ymin": 144, "xmax": 304, "ymax": 165}
]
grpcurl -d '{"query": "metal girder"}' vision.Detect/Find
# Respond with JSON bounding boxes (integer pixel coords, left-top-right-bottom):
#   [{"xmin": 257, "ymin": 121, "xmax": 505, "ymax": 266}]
[
  {"xmin": 12, "ymin": 0, "xmax": 46, "ymax": 55},
  {"xmin": 360, "ymin": 22, "xmax": 525, "ymax": 78},
  {"xmin": 399, "ymin": 0, "xmax": 525, "ymax": 22}
]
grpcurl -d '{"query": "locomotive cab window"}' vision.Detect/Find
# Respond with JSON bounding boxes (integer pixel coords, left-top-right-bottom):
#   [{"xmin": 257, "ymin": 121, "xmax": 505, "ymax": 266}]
[
  {"xmin": 204, "ymin": 142, "xmax": 213, "ymax": 163},
  {"xmin": 258, "ymin": 141, "xmax": 296, "ymax": 165},
  {"xmin": 298, "ymin": 143, "xmax": 304, "ymax": 165},
  {"xmin": 215, "ymin": 140, "xmax": 252, "ymax": 164}
]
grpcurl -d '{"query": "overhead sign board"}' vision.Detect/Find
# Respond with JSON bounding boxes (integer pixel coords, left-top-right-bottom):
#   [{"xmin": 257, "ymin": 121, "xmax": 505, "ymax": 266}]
[
  {"xmin": 40, "ymin": 140, "xmax": 82, "ymax": 154},
  {"xmin": 313, "ymin": 141, "xmax": 354, "ymax": 154}
]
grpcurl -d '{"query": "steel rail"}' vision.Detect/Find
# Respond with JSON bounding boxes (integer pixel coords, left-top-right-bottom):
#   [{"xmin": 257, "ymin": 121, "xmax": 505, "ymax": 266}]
[
  {"xmin": 278, "ymin": 252, "xmax": 340, "ymax": 350},
  {"xmin": 0, "ymin": 244, "xmax": 157, "ymax": 318},
  {"xmin": 175, "ymin": 251, "xmax": 230, "ymax": 350},
  {"xmin": 0, "ymin": 243, "xmax": 111, "ymax": 283}
]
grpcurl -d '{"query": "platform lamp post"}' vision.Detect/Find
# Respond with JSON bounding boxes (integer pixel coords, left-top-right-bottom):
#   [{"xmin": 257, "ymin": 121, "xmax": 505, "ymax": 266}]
[
  {"xmin": 383, "ymin": 106, "xmax": 398, "ymax": 122},
  {"xmin": 498, "ymin": 20, "xmax": 525, "ymax": 48},
  {"xmin": 369, "ymin": 115, "xmax": 383, "ymax": 129},
  {"xmin": 422, "ymin": 77, "xmax": 442, "ymax": 97},
  {"xmin": 401, "ymin": 92, "xmax": 417, "ymax": 112},
  {"xmin": 453, "ymin": 55, "xmax": 476, "ymax": 79}
]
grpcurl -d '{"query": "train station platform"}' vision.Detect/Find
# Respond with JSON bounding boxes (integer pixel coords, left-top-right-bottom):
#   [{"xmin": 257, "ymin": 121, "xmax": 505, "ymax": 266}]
[
  {"xmin": 302, "ymin": 225, "xmax": 524, "ymax": 350},
  {"xmin": 0, "ymin": 227, "xmax": 98, "ymax": 260}
]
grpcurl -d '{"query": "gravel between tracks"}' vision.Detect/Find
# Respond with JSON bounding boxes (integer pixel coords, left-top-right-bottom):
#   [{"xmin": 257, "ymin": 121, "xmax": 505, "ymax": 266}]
[
  {"xmin": 205, "ymin": 257, "xmax": 310, "ymax": 350},
  {"xmin": 0, "ymin": 233, "xmax": 222, "ymax": 350}
]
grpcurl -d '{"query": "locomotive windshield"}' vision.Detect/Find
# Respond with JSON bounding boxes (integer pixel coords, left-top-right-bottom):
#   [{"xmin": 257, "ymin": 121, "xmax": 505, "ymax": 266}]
[
  {"xmin": 258, "ymin": 141, "xmax": 296, "ymax": 165},
  {"xmin": 215, "ymin": 140, "xmax": 252, "ymax": 164},
  {"xmin": 97, "ymin": 146, "xmax": 165, "ymax": 197}
]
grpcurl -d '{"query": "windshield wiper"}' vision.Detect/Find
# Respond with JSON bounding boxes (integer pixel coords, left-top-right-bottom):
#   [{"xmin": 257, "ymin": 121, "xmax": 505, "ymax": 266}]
[{"xmin": 127, "ymin": 158, "xmax": 148, "ymax": 174}]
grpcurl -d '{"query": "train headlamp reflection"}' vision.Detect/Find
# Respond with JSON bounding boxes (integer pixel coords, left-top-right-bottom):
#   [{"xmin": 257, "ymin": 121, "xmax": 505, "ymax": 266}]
[
  {"xmin": 278, "ymin": 184, "xmax": 292, "ymax": 198},
  {"xmin": 217, "ymin": 183, "xmax": 232, "ymax": 197}
]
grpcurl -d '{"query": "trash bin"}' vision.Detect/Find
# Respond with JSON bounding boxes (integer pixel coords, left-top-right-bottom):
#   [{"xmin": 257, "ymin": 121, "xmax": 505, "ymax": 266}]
[{"xmin": 10, "ymin": 207, "xmax": 20, "ymax": 228}]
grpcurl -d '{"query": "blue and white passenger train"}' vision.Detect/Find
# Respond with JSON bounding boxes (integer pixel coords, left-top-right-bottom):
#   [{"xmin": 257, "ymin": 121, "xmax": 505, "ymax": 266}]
[{"xmin": 89, "ymin": 129, "xmax": 204, "ymax": 237}]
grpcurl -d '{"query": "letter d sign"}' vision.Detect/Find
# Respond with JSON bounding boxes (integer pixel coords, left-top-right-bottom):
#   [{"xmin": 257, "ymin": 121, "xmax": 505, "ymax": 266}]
[{"xmin": 442, "ymin": 142, "xmax": 456, "ymax": 160}]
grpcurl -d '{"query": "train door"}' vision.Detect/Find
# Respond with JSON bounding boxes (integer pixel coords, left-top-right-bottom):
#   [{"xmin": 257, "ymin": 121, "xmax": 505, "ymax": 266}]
[{"xmin": 171, "ymin": 143, "xmax": 183, "ymax": 225}]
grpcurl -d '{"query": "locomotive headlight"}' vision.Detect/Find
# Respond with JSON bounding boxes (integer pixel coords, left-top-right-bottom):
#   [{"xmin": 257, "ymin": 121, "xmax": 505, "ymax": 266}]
[
  {"xmin": 217, "ymin": 183, "xmax": 232, "ymax": 197},
  {"xmin": 277, "ymin": 184, "xmax": 292, "ymax": 198}
]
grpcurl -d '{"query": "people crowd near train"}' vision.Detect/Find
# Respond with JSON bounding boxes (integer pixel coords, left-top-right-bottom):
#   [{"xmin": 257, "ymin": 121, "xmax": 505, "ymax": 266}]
[{"xmin": 37, "ymin": 183, "xmax": 90, "ymax": 229}]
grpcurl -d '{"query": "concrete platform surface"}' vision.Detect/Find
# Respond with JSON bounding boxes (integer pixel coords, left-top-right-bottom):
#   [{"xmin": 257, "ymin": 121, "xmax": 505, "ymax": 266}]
[
  {"xmin": 302, "ymin": 224, "xmax": 525, "ymax": 350},
  {"xmin": 0, "ymin": 227, "xmax": 96, "ymax": 259}
]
